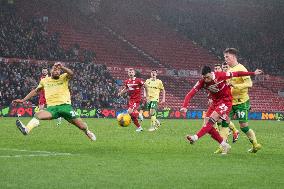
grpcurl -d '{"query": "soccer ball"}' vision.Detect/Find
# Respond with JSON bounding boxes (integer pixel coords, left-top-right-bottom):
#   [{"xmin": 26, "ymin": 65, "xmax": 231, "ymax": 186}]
[{"xmin": 117, "ymin": 113, "xmax": 131, "ymax": 127}]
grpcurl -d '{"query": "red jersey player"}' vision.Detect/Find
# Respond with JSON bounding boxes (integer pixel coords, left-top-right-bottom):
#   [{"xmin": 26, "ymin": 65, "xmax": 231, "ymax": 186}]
[
  {"xmin": 118, "ymin": 68, "xmax": 144, "ymax": 132},
  {"xmin": 180, "ymin": 66, "xmax": 263, "ymax": 154}
]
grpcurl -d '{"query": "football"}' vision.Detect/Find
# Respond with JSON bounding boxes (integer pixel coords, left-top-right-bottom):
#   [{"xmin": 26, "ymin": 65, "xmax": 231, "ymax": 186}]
[{"xmin": 117, "ymin": 113, "xmax": 131, "ymax": 127}]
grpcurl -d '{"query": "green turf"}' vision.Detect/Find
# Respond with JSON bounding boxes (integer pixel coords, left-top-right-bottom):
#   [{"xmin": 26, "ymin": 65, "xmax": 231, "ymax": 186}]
[{"xmin": 0, "ymin": 117, "xmax": 283, "ymax": 189}]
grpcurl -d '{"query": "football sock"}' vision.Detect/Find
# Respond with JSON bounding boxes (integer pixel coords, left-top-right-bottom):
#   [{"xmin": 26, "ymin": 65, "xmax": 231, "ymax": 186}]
[
  {"xmin": 155, "ymin": 119, "xmax": 160, "ymax": 126},
  {"xmin": 151, "ymin": 112, "xmax": 157, "ymax": 127},
  {"xmin": 247, "ymin": 129, "xmax": 258, "ymax": 146},
  {"xmin": 229, "ymin": 121, "xmax": 238, "ymax": 133},
  {"xmin": 219, "ymin": 127, "xmax": 229, "ymax": 141},
  {"xmin": 208, "ymin": 127, "xmax": 223, "ymax": 144},
  {"xmin": 26, "ymin": 117, "xmax": 40, "ymax": 132},
  {"xmin": 196, "ymin": 117, "xmax": 216, "ymax": 138},
  {"xmin": 130, "ymin": 112, "xmax": 140, "ymax": 128}
]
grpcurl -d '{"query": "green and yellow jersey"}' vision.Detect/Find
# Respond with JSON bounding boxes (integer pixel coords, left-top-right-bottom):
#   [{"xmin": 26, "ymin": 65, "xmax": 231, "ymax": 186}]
[
  {"xmin": 145, "ymin": 78, "xmax": 164, "ymax": 102},
  {"xmin": 36, "ymin": 73, "xmax": 71, "ymax": 106},
  {"xmin": 228, "ymin": 63, "xmax": 252, "ymax": 105}
]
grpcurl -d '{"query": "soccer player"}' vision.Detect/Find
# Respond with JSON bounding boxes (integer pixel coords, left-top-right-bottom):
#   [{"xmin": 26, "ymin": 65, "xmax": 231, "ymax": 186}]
[
  {"xmin": 181, "ymin": 65, "xmax": 263, "ymax": 154},
  {"xmin": 215, "ymin": 62, "xmax": 240, "ymax": 141},
  {"xmin": 118, "ymin": 68, "xmax": 144, "ymax": 132},
  {"xmin": 224, "ymin": 48, "xmax": 262, "ymax": 153},
  {"xmin": 13, "ymin": 62, "xmax": 96, "ymax": 141},
  {"xmin": 214, "ymin": 63, "xmax": 222, "ymax": 72},
  {"xmin": 144, "ymin": 69, "xmax": 166, "ymax": 131},
  {"xmin": 38, "ymin": 68, "xmax": 62, "ymax": 126}
]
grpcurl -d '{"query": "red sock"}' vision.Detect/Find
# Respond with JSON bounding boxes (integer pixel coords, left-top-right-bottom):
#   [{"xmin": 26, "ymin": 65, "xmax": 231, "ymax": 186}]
[
  {"xmin": 130, "ymin": 112, "xmax": 140, "ymax": 128},
  {"xmin": 208, "ymin": 127, "xmax": 223, "ymax": 144},
  {"xmin": 196, "ymin": 119, "xmax": 215, "ymax": 139}
]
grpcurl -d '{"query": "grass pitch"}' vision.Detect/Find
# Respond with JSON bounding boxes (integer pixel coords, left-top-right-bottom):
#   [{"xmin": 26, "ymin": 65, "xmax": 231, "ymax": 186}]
[{"xmin": 0, "ymin": 117, "xmax": 283, "ymax": 189}]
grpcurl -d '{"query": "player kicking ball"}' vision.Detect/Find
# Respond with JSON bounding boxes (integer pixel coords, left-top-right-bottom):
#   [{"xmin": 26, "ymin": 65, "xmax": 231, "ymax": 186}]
[
  {"xmin": 13, "ymin": 62, "xmax": 96, "ymax": 141},
  {"xmin": 181, "ymin": 65, "xmax": 263, "ymax": 154},
  {"xmin": 118, "ymin": 68, "xmax": 144, "ymax": 132},
  {"xmin": 38, "ymin": 67, "xmax": 62, "ymax": 126},
  {"xmin": 144, "ymin": 69, "xmax": 166, "ymax": 131}
]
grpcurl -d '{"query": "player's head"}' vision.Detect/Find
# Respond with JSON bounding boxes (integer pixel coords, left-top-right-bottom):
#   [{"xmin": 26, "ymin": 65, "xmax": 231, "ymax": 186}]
[
  {"xmin": 51, "ymin": 64, "xmax": 61, "ymax": 79},
  {"xmin": 214, "ymin": 64, "xmax": 222, "ymax": 72},
  {"xmin": 223, "ymin": 48, "xmax": 238, "ymax": 66},
  {"xmin": 42, "ymin": 68, "xmax": 48, "ymax": 76},
  {"xmin": 222, "ymin": 62, "xmax": 229, "ymax": 72},
  {"xmin": 201, "ymin": 66, "xmax": 213, "ymax": 83},
  {"xmin": 151, "ymin": 69, "xmax": 158, "ymax": 79},
  {"xmin": 128, "ymin": 68, "xmax": 135, "ymax": 78}
]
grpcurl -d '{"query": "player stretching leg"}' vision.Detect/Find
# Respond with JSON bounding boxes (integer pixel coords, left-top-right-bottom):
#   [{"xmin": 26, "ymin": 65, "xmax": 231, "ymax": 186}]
[
  {"xmin": 181, "ymin": 66, "xmax": 263, "ymax": 154},
  {"xmin": 144, "ymin": 69, "xmax": 166, "ymax": 131},
  {"xmin": 13, "ymin": 62, "xmax": 96, "ymax": 141},
  {"xmin": 224, "ymin": 48, "xmax": 262, "ymax": 153},
  {"xmin": 38, "ymin": 68, "xmax": 62, "ymax": 126},
  {"xmin": 118, "ymin": 68, "xmax": 144, "ymax": 132}
]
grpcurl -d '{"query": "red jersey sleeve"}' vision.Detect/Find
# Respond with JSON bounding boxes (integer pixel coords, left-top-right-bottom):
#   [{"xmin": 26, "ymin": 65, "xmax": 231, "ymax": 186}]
[{"xmin": 182, "ymin": 80, "xmax": 204, "ymax": 108}]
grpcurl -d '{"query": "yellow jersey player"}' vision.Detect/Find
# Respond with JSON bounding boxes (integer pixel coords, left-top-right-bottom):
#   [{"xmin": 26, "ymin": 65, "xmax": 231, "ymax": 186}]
[
  {"xmin": 144, "ymin": 69, "xmax": 166, "ymax": 131},
  {"xmin": 13, "ymin": 62, "xmax": 96, "ymax": 141},
  {"xmin": 224, "ymin": 48, "xmax": 261, "ymax": 153}
]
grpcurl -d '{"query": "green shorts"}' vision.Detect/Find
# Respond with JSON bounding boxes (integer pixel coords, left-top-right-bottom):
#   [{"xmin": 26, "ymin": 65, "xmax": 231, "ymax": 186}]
[
  {"xmin": 229, "ymin": 100, "xmax": 250, "ymax": 123},
  {"xmin": 46, "ymin": 104, "xmax": 79, "ymax": 121},
  {"xmin": 146, "ymin": 101, "xmax": 158, "ymax": 110}
]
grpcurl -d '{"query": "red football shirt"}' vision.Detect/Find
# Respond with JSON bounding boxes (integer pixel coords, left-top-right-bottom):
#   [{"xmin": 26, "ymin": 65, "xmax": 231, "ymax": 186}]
[
  {"xmin": 124, "ymin": 77, "xmax": 144, "ymax": 101},
  {"xmin": 182, "ymin": 71, "xmax": 255, "ymax": 108}
]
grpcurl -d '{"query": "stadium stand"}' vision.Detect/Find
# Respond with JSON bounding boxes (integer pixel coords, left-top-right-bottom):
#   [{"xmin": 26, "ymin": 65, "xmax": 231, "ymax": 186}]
[{"xmin": 0, "ymin": 0, "xmax": 283, "ymax": 111}]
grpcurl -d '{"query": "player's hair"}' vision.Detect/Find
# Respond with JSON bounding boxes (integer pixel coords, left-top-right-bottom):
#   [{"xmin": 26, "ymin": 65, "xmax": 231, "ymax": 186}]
[
  {"xmin": 151, "ymin": 69, "xmax": 158, "ymax": 72},
  {"xmin": 42, "ymin": 67, "xmax": 48, "ymax": 70},
  {"xmin": 214, "ymin": 63, "xmax": 221, "ymax": 67},
  {"xmin": 201, "ymin": 66, "xmax": 212, "ymax": 75},
  {"xmin": 223, "ymin": 48, "xmax": 238, "ymax": 56},
  {"xmin": 222, "ymin": 61, "xmax": 228, "ymax": 66}
]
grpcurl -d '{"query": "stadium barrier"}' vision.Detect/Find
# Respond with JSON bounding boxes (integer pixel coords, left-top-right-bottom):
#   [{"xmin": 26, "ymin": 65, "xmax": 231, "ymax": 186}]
[{"xmin": 1, "ymin": 105, "xmax": 283, "ymax": 121}]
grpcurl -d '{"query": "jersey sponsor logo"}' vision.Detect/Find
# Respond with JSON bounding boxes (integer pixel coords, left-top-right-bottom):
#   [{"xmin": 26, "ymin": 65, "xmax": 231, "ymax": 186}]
[
  {"xmin": 127, "ymin": 83, "xmax": 138, "ymax": 90},
  {"xmin": 206, "ymin": 81, "xmax": 224, "ymax": 93}
]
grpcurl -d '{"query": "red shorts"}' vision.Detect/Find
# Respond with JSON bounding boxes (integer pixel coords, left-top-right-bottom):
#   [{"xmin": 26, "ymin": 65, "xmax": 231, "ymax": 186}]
[
  {"xmin": 39, "ymin": 98, "xmax": 47, "ymax": 106},
  {"xmin": 206, "ymin": 100, "xmax": 232, "ymax": 120},
  {"xmin": 128, "ymin": 100, "xmax": 140, "ymax": 111}
]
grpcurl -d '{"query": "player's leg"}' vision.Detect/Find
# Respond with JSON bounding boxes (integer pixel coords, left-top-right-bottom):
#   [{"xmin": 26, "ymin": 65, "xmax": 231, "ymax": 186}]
[
  {"xmin": 16, "ymin": 110, "xmax": 53, "ymax": 135},
  {"xmin": 186, "ymin": 102, "xmax": 231, "ymax": 154},
  {"xmin": 228, "ymin": 108, "xmax": 239, "ymax": 143},
  {"xmin": 214, "ymin": 119, "xmax": 230, "ymax": 154},
  {"xmin": 58, "ymin": 104, "xmax": 96, "ymax": 140},
  {"xmin": 237, "ymin": 100, "xmax": 261, "ymax": 153},
  {"xmin": 67, "ymin": 118, "xmax": 96, "ymax": 141},
  {"xmin": 148, "ymin": 101, "xmax": 159, "ymax": 131},
  {"xmin": 127, "ymin": 101, "xmax": 143, "ymax": 132}
]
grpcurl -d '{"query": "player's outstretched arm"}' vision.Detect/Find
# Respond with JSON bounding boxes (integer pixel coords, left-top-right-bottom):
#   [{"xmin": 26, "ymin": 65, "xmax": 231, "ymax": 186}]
[
  {"xmin": 12, "ymin": 88, "xmax": 39, "ymax": 104},
  {"xmin": 230, "ymin": 69, "xmax": 263, "ymax": 78}
]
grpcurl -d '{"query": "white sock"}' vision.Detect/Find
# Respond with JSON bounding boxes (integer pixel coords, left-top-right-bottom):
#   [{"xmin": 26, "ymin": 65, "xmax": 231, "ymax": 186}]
[
  {"xmin": 220, "ymin": 140, "xmax": 227, "ymax": 147},
  {"xmin": 155, "ymin": 119, "xmax": 160, "ymax": 125},
  {"xmin": 192, "ymin": 135, "xmax": 198, "ymax": 141}
]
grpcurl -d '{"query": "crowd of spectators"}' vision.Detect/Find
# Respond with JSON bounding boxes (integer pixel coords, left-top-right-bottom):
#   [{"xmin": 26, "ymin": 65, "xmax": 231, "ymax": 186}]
[
  {"xmin": 0, "ymin": 1, "xmax": 96, "ymax": 63},
  {"xmin": 0, "ymin": 60, "xmax": 126, "ymax": 109},
  {"xmin": 156, "ymin": 0, "xmax": 284, "ymax": 76}
]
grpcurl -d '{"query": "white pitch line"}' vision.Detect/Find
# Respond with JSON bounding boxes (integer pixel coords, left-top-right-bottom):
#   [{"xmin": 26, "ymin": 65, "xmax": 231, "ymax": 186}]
[{"xmin": 0, "ymin": 148, "xmax": 75, "ymax": 158}]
